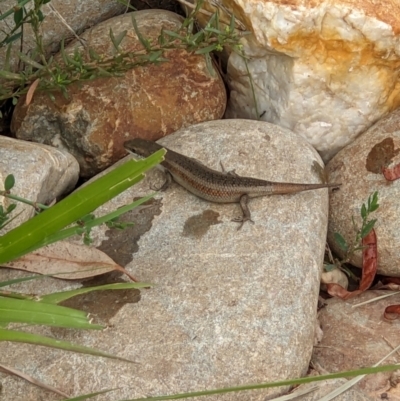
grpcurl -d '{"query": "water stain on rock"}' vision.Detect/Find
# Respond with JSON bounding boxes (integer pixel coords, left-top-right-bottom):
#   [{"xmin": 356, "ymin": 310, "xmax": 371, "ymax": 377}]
[
  {"xmin": 183, "ymin": 209, "xmax": 221, "ymax": 238},
  {"xmin": 98, "ymin": 198, "xmax": 162, "ymax": 266},
  {"xmin": 366, "ymin": 137, "xmax": 400, "ymax": 174},
  {"xmin": 51, "ymin": 274, "xmax": 143, "ymax": 339}
]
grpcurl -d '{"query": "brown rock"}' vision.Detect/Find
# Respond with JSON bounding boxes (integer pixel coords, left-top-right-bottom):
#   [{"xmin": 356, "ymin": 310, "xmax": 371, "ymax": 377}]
[{"xmin": 11, "ymin": 10, "xmax": 226, "ymax": 177}]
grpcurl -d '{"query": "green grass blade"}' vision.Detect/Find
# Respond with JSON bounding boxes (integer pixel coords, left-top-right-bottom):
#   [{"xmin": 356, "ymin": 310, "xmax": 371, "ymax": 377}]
[
  {"xmin": 0, "ymin": 296, "xmax": 102, "ymax": 329},
  {"xmin": 62, "ymin": 389, "xmax": 117, "ymax": 401},
  {"xmin": 0, "ymin": 70, "xmax": 24, "ymax": 80},
  {"xmin": 40, "ymin": 282, "xmax": 153, "ymax": 304},
  {"xmin": 0, "ymin": 328, "xmax": 134, "ymax": 362},
  {"xmin": 14, "ymin": 181, "xmax": 154, "ymax": 256},
  {"xmin": 0, "ymin": 149, "xmax": 165, "ymax": 264},
  {"xmin": 0, "ymin": 274, "xmax": 45, "ymax": 288},
  {"xmin": 123, "ymin": 364, "xmax": 400, "ymax": 400}
]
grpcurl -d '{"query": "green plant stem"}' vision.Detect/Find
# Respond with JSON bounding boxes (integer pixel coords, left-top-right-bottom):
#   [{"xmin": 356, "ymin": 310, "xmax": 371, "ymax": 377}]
[{"xmin": 0, "ymin": 191, "xmax": 49, "ymax": 211}]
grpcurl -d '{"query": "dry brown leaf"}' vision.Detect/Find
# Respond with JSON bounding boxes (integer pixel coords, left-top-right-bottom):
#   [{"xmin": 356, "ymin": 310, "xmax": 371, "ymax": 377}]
[
  {"xmin": 0, "ymin": 362, "xmax": 69, "ymax": 397},
  {"xmin": 327, "ymin": 228, "xmax": 378, "ymax": 299},
  {"xmin": 25, "ymin": 78, "xmax": 40, "ymax": 106},
  {"xmin": 383, "ymin": 277, "xmax": 400, "ymax": 285},
  {"xmin": 2, "ymin": 241, "xmax": 137, "ymax": 281},
  {"xmin": 384, "ymin": 304, "xmax": 400, "ymax": 320},
  {"xmin": 382, "ymin": 163, "xmax": 400, "ymax": 181}
]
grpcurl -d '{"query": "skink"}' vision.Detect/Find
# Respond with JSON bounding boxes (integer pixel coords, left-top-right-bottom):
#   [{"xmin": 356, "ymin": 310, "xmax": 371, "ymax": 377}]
[{"xmin": 124, "ymin": 138, "xmax": 340, "ymax": 227}]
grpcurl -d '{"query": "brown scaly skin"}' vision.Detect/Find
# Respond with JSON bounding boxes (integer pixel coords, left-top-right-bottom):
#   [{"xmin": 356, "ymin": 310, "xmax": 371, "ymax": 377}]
[{"xmin": 124, "ymin": 138, "xmax": 341, "ymax": 228}]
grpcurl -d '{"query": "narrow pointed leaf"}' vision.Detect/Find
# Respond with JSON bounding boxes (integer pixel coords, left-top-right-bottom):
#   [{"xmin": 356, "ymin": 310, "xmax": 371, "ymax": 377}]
[
  {"xmin": 0, "ymin": 329, "xmax": 134, "ymax": 362},
  {"xmin": 195, "ymin": 44, "xmax": 219, "ymax": 54},
  {"xmin": 0, "ymin": 296, "xmax": 101, "ymax": 328},
  {"xmin": 40, "ymin": 282, "xmax": 152, "ymax": 304},
  {"xmin": 18, "ymin": 52, "xmax": 44, "ymax": 69},
  {"xmin": 334, "ymin": 232, "xmax": 348, "ymax": 252},
  {"xmin": 131, "ymin": 15, "xmax": 151, "ymax": 51},
  {"xmin": 0, "ymin": 150, "xmax": 165, "ymax": 264}
]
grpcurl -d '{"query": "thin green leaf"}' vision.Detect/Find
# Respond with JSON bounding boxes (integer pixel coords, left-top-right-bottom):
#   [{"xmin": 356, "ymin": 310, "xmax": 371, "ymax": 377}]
[
  {"xmin": 0, "ymin": 329, "xmax": 134, "ymax": 362},
  {"xmin": 13, "ymin": 7, "xmax": 23, "ymax": 25},
  {"xmin": 148, "ymin": 50, "xmax": 163, "ymax": 62},
  {"xmin": 18, "ymin": 52, "xmax": 44, "ymax": 69},
  {"xmin": 4, "ymin": 174, "xmax": 15, "ymax": 191},
  {"xmin": 97, "ymin": 67, "xmax": 114, "ymax": 77},
  {"xmin": 190, "ymin": 0, "xmax": 204, "ymax": 17},
  {"xmin": 6, "ymin": 203, "xmax": 17, "ymax": 213},
  {"xmin": 206, "ymin": 12, "xmax": 218, "ymax": 30},
  {"xmin": 88, "ymin": 48, "xmax": 100, "ymax": 61},
  {"xmin": 204, "ymin": 26, "xmax": 224, "ymax": 35},
  {"xmin": 229, "ymin": 13, "xmax": 236, "ymax": 33},
  {"xmin": 60, "ymin": 38, "xmax": 68, "ymax": 65},
  {"xmin": 190, "ymin": 31, "xmax": 205, "ymax": 45},
  {"xmin": 0, "ymin": 297, "xmax": 102, "ymax": 329},
  {"xmin": 0, "ymin": 0, "xmax": 31, "ymax": 22},
  {"xmin": 25, "ymin": 191, "xmax": 154, "ymax": 251},
  {"xmin": 4, "ymin": 42, "xmax": 13, "ymax": 71},
  {"xmin": 37, "ymin": 9, "xmax": 45, "ymax": 22},
  {"xmin": 125, "ymin": 364, "xmax": 400, "ymax": 401},
  {"xmin": 0, "ymin": 274, "xmax": 46, "ymax": 288},
  {"xmin": 324, "ymin": 264, "xmax": 336, "ymax": 272},
  {"xmin": 361, "ymin": 219, "xmax": 377, "ymax": 239},
  {"xmin": 334, "ymin": 232, "xmax": 348, "ymax": 252},
  {"xmin": 369, "ymin": 203, "xmax": 379, "ymax": 213},
  {"xmin": 4, "ymin": 31, "xmax": 22, "ymax": 45},
  {"xmin": 0, "ymin": 209, "xmax": 21, "ymax": 231},
  {"xmin": 158, "ymin": 28, "xmax": 166, "ymax": 46},
  {"xmin": 131, "ymin": 15, "xmax": 151, "ymax": 51},
  {"xmin": 0, "ymin": 70, "xmax": 24, "ymax": 80},
  {"xmin": 360, "ymin": 203, "xmax": 367, "ymax": 219},
  {"xmin": 62, "ymin": 389, "xmax": 116, "ymax": 401},
  {"xmin": 0, "ymin": 7, "xmax": 15, "ymax": 21},
  {"xmin": 163, "ymin": 30, "xmax": 185, "ymax": 40},
  {"xmin": 195, "ymin": 43, "xmax": 219, "ymax": 54},
  {"xmin": 368, "ymin": 191, "xmax": 379, "ymax": 212},
  {"xmin": 110, "ymin": 28, "xmax": 127, "ymax": 50},
  {"xmin": 0, "ymin": 150, "xmax": 165, "ymax": 264},
  {"xmin": 40, "ymin": 282, "xmax": 152, "ymax": 304},
  {"xmin": 204, "ymin": 52, "xmax": 216, "ymax": 77}
]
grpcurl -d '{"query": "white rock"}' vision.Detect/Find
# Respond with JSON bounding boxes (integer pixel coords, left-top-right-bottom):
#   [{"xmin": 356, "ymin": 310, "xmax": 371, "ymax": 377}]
[
  {"xmin": 327, "ymin": 107, "xmax": 400, "ymax": 277},
  {"xmin": 321, "ymin": 268, "xmax": 349, "ymax": 290},
  {"xmin": 0, "ymin": 137, "xmax": 79, "ymax": 234},
  {"xmin": 222, "ymin": 0, "xmax": 400, "ymax": 161}
]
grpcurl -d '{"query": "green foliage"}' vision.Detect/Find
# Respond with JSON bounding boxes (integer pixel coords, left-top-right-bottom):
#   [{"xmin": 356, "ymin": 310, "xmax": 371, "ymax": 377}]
[
  {"xmin": 326, "ymin": 191, "xmax": 379, "ymax": 276},
  {"xmin": 0, "ymin": 0, "xmax": 250, "ymax": 102},
  {"xmin": 0, "ymin": 148, "xmax": 165, "ymax": 264},
  {"xmin": 124, "ymin": 364, "xmax": 400, "ymax": 400},
  {"xmin": 0, "ymin": 277, "xmax": 149, "ymax": 360}
]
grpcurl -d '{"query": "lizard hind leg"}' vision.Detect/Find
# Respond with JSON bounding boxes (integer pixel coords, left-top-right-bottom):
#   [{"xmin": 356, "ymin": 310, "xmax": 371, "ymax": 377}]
[{"xmin": 231, "ymin": 194, "xmax": 254, "ymax": 230}]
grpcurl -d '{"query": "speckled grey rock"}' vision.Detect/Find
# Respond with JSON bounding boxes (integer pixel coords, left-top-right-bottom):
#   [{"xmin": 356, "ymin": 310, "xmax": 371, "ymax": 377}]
[
  {"xmin": 0, "ymin": 119, "xmax": 333, "ymax": 400},
  {"xmin": 0, "ymin": 136, "xmax": 79, "ymax": 235},
  {"xmin": 327, "ymin": 107, "xmax": 400, "ymax": 276},
  {"xmin": 313, "ymin": 291, "xmax": 400, "ymax": 399}
]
